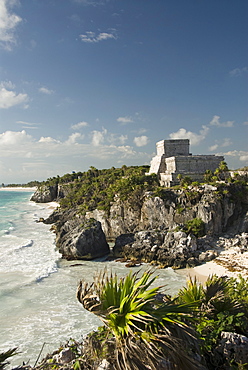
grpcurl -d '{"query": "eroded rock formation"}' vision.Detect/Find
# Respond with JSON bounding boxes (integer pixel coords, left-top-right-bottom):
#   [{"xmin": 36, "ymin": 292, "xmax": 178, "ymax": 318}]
[
  {"xmin": 47, "ymin": 214, "xmax": 110, "ymax": 260},
  {"xmin": 40, "ymin": 182, "xmax": 248, "ymax": 264}
]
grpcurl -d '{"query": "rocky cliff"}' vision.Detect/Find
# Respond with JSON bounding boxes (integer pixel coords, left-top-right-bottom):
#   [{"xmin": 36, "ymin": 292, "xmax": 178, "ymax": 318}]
[
  {"xmin": 37, "ymin": 180, "xmax": 248, "ymax": 266},
  {"xmin": 31, "ymin": 184, "xmax": 68, "ymax": 203},
  {"xmin": 86, "ymin": 184, "xmax": 248, "ymax": 238},
  {"xmin": 44, "ymin": 209, "xmax": 110, "ymax": 260}
]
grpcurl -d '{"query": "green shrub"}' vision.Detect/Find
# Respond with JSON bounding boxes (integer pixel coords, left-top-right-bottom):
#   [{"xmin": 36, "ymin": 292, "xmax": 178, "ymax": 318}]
[
  {"xmin": 77, "ymin": 270, "xmax": 200, "ymax": 370},
  {"xmin": 176, "ymin": 275, "xmax": 248, "ymax": 366},
  {"xmin": 183, "ymin": 218, "xmax": 205, "ymax": 237}
]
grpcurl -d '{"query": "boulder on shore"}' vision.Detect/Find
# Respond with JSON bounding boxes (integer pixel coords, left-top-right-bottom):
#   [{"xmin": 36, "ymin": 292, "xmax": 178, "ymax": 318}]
[
  {"xmin": 31, "ymin": 185, "xmax": 58, "ymax": 203},
  {"xmin": 113, "ymin": 230, "xmax": 200, "ymax": 269},
  {"xmin": 56, "ymin": 217, "xmax": 110, "ymax": 260}
]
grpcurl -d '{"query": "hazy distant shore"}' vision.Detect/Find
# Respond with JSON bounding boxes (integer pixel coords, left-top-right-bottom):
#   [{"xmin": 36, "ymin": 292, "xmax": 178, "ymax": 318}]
[{"xmin": 0, "ymin": 187, "xmax": 37, "ymax": 192}]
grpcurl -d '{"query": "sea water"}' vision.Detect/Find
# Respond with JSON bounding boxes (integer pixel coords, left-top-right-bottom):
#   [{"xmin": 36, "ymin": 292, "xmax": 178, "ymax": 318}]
[{"xmin": 0, "ymin": 190, "xmax": 186, "ymax": 367}]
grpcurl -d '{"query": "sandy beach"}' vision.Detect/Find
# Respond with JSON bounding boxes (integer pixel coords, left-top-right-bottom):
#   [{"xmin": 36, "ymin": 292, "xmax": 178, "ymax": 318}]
[
  {"xmin": 0, "ymin": 187, "xmax": 37, "ymax": 192},
  {"xmin": 178, "ymin": 247, "xmax": 248, "ymax": 283},
  {"xmin": 0, "ymin": 187, "xmax": 59, "ymax": 211}
]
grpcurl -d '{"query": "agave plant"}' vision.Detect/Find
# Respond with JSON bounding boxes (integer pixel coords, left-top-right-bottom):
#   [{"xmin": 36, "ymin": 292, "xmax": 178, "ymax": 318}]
[
  {"xmin": 77, "ymin": 270, "xmax": 201, "ymax": 370},
  {"xmin": 0, "ymin": 348, "xmax": 18, "ymax": 370},
  {"xmin": 177, "ymin": 274, "xmax": 248, "ymax": 367}
]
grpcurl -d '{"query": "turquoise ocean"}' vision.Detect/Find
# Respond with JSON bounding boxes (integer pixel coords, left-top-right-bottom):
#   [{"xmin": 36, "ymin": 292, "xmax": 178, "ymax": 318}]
[{"xmin": 0, "ymin": 190, "xmax": 186, "ymax": 366}]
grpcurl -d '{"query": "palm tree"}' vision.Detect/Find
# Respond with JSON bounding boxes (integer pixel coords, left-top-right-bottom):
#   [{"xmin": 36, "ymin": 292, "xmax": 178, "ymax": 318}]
[
  {"xmin": 77, "ymin": 270, "xmax": 202, "ymax": 370},
  {"xmin": 203, "ymin": 170, "xmax": 213, "ymax": 183}
]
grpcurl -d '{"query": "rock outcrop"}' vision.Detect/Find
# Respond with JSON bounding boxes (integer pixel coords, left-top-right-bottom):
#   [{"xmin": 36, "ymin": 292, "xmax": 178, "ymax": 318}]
[
  {"xmin": 114, "ymin": 230, "xmax": 200, "ymax": 268},
  {"xmin": 31, "ymin": 184, "xmax": 68, "ymax": 203},
  {"xmin": 86, "ymin": 185, "xmax": 248, "ymax": 239},
  {"xmin": 215, "ymin": 332, "xmax": 248, "ymax": 367},
  {"xmin": 39, "ymin": 182, "xmax": 248, "ymax": 264},
  {"xmin": 31, "ymin": 185, "xmax": 58, "ymax": 203},
  {"xmin": 48, "ymin": 214, "xmax": 110, "ymax": 260},
  {"xmin": 113, "ymin": 229, "xmax": 248, "ymax": 269}
]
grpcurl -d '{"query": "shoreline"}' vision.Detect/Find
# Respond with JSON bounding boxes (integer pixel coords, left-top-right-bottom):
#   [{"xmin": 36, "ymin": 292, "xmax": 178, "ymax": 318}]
[
  {"xmin": 0, "ymin": 187, "xmax": 37, "ymax": 192},
  {"xmin": 2, "ymin": 187, "xmax": 246, "ymax": 285},
  {"xmin": 178, "ymin": 249, "xmax": 248, "ymax": 284},
  {"xmin": 177, "ymin": 261, "xmax": 231, "ymax": 284}
]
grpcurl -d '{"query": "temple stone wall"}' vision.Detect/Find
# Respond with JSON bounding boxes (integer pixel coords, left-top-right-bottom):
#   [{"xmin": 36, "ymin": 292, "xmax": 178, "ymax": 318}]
[
  {"xmin": 160, "ymin": 172, "xmax": 204, "ymax": 187},
  {"xmin": 149, "ymin": 154, "xmax": 167, "ymax": 175},
  {"xmin": 156, "ymin": 139, "xmax": 190, "ymax": 157},
  {"xmin": 148, "ymin": 139, "xmax": 224, "ymax": 187},
  {"xmin": 170, "ymin": 155, "xmax": 224, "ymax": 173}
]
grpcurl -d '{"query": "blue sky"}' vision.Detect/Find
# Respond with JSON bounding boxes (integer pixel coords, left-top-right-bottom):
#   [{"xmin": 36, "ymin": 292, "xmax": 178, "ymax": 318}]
[{"xmin": 0, "ymin": 0, "xmax": 247, "ymax": 183}]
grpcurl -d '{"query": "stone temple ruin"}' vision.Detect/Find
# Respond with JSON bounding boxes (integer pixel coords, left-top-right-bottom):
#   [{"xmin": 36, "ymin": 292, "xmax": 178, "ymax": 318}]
[{"xmin": 148, "ymin": 139, "xmax": 224, "ymax": 187}]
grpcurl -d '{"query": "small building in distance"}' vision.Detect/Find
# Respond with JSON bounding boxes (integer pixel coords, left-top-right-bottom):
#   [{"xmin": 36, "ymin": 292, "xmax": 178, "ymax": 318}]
[{"xmin": 148, "ymin": 139, "xmax": 224, "ymax": 187}]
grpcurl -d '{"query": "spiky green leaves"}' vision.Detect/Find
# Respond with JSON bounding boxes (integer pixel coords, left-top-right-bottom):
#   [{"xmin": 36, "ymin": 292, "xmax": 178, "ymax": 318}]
[
  {"xmin": 0, "ymin": 348, "xmax": 18, "ymax": 370},
  {"xmin": 77, "ymin": 270, "xmax": 200, "ymax": 370}
]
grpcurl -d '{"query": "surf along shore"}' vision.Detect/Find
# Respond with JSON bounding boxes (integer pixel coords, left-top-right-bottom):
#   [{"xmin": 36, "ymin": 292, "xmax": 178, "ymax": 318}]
[
  {"xmin": 1, "ymin": 185, "xmax": 248, "ymax": 369},
  {"xmin": 4, "ymin": 186, "xmax": 247, "ymax": 283}
]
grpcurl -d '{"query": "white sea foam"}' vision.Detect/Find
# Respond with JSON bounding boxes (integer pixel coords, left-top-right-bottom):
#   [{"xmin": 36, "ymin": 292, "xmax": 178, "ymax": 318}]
[{"xmin": 0, "ymin": 191, "xmax": 187, "ymax": 367}]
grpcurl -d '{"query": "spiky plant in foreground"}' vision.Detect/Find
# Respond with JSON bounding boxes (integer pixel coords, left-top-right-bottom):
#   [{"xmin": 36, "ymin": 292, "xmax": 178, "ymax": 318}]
[
  {"xmin": 177, "ymin": 275, "xmax": 248, "ymax": 368},
  {"xmin": 0, "ymin": 348, "xmax": 18, "ymax": 370},
  {"xmin": 77, "ymin": 270, "xmax": 201, "ymax": 370}
]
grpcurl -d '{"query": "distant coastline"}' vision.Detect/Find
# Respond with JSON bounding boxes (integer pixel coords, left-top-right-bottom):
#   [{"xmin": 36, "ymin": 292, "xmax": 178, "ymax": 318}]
[{"xmin": 0, "ymin": 187, "xmax": 37, "ymax": 192}]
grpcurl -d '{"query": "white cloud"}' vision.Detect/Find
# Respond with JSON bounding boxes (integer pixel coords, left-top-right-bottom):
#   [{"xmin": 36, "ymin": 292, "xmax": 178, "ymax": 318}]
[
  {"xmin": 0, "ymin": 82, "xmax": 29, "ymax": 108},
  {"xmin": 79, "ymin": 31, "xmax": 117, "ymax": 43},
  {"xmin": 133, "ymin": 135, "xmax": 149, "ymax": 147},
  {"xmin": 16, "ymin": 120, "xmax": 40, "ymax": 129},
  {"xmin": 39, "ymin": 136, "xmax": 60, "ymax": 144},
  {"xmin": 209, "ymin": 115, "xmax": 234, "ymax": 128},
  {"xmin": 0, "ymin": 129, "xmax": 154, "ymax": 182},
  {"xmin": 221, "ymin": 138, "xmax": 232, "ymax": 147},
  {"xmin": 0, "ymin": 129, "xmax": 190, "ymax": 183},
  {"xmin": 169, "ymin": 125, "xmax": 209, "ymax": 146},
  {"xmin": 209, "ymin": 138, "xmax": 232, "ymax": 152},
  {"xmin": 91, "ymin": 128, "xmax": 107, "ymax": 146},
  {"xmin": 136, "ymin": 128, "xmax": 147, "ymax": 134},
  {"xmin": 17, "ymin": 120, "xmax": 36, "ymax": 126},
  {"xmin": 116, "ymin": 146, "xmax": 137, "ymax": 158},
  {"xmin": 108, "ymin": 133, "xmax": 128, "ymax": 145},
  {"xmin": 65, "ymin": 132, "xmax": 83, "ymax": 145},
  {"xmin": 71, "ymin": 121, "xmax": 89, "ymax": 130},
  {"xmin": 221, "ymin": 150, "xmax": 248, "ymax": 163},
  {"xmin": 0, "ymin": 0, "xmax": 22, "ymax": 50},
  {"xmin": 209, "ymin": 144, "xmax": 218, "ymax": 152},
  {"xmin": 0, "ymin": 130, "xmax": 33, "ymax": 145},
  {"xmin": 118, "ymin": 135, "xmax": 128, "ymax": 145},
  {"xmin": 39, "ymin": 87, "xmax": 54, "ymax": 95},
  {"xmin": 240, "ymin": 155, "xmax": 248, "ymax": 162},
  {"xmin": 243, "ymin": 121, "xmax": 248, "ymax": 125},
  {"xmin": 1, "ymin": 80, "xmax": 15, "ymax": 89},
  {"xmin": 229, "ymin": 67, "xmax": 248, "ymax": 77},
  {"xmin": 117, "ymin": 116, "xmax": 134, "ymax": 125}
]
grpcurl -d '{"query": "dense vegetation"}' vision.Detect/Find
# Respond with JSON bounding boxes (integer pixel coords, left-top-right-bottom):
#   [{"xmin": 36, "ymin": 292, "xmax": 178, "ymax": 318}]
[
  {"xmin": 36, "ymin": 162, "xmax": 248, "ymax": 213},
  {"xmin": 4, "ymin": 271, "xmax": 246, "ymax": 369},
  {"xmin": 32, "ymin": 163, "xmax": 247, "ymax": 242},
  {"xmin": 41, "ymin": 165, "xmax": 159, "ymax": 214},
  {"xmin": 2, "ymin": 180, "xmax": 41, "ymax": 188}
]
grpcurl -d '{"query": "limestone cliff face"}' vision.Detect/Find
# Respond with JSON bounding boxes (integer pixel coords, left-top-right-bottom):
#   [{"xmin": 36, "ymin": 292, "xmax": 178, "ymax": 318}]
[
  {"xmin": 45, "ymin": 210, "xmax": 110, "ymax": 260},
  {"xmin": 86, "ymin": 185, "xmax": 248, "ymax": 240},
  {"xmin": 38, "ymin": 182, "xmax": 248, "ymax": 263},
  {"xmin": 31, "ymin": 185, "xmax": 58, "ymax": 203},
  {"xmin": 31, "ymin": 184, "xmax": 68, "ymax": 203}
]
